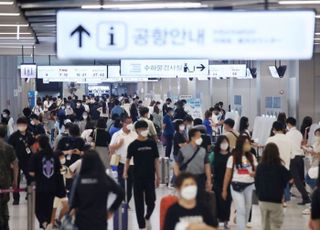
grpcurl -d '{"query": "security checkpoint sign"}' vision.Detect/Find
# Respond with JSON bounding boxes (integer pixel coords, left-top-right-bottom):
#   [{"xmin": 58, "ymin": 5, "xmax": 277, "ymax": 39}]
[
  {"xmin": 120, "ymin": 59, "xmax": 208, "ymax": 77},
  {"xmin": 57, "ymin": 10, "xmax": 315, "ymax": 60}
]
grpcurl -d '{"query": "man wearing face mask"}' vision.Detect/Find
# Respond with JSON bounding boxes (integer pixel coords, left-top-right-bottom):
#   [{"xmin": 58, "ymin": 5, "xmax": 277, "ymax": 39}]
[
  {"xmin": 29, "ymin": 114, "xmax": 46, "ymax": 137},
  {"xmin": 163, "ymin": 107, "xmax": 175, "ymax": 158},
  {"xmin": 162, "ymin": 98, "xmax": 172, "ymax": 116},
  {"xmin": 174, "ymin": 128, "xmax": 212, "ymax": 193},
  {"xmin": 139, "ymin": 107, "xmax": 158, "ymax": 141},
  {"xmin": 8, "ymin": 117, "xmax": 35, "ymax": 205},
  {"xmin": 74, "ymin": 100, "xmax": 85, "ymax": 121},
  {"xmin": 124, "ymin": 120, "xmax": 160, "ymax": 230},
  {"xmin": 109, "ymin": 116, "xmax": 137, "ymax": 203}
]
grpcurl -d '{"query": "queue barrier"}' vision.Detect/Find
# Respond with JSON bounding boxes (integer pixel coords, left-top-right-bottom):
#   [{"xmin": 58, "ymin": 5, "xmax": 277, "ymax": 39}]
[{"xmin": 0, "ymin": 186, "xmax": 36, "ymax": 230}]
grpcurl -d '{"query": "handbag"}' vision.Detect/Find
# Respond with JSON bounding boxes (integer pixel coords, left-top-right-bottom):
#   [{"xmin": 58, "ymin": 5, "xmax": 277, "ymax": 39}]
[
  {"xmin": 231, "ymin": 182, "xmax": 252, "ymax": 192},
  {"xmin": 179, "ymin": 147, "xmax": 200, "ymax": 171},
  {"xmin": 110, "ymin": 154, "xmax": 121, "ymax": 167},
  {"xmin": 60, "ymin": 175, "xmax": 80, "ymax": 230}
]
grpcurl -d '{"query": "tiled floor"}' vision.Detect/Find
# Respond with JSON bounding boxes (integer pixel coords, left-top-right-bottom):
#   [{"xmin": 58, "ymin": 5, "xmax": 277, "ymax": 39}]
[{"xmin": 8, "ymin": 186, "xmax": 310, "ymax": 230}]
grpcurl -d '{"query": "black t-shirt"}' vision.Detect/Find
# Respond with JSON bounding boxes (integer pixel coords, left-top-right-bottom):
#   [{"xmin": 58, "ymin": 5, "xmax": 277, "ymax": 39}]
[
  {"xmin": 127, "ymin": 139, "xmax": 159, "ymax": 180},
  {"xmin": 213, "ymin": 152, "xmax": 231, "ymax": 187},
  {"xmin": 164, "ymin": 203, "xmax": 216, "ymax": 230},
  {"xmin": 29, "ymin": 124, "xmax": 46, "ymax": 137},
  {"xmin": 255, "ymin": 164, "xmax": 292, "ymax": 203},
  {"xmin": 71, "ymin": 174, "xmax": 124, "ymax": 230},
  {"xmin": 312, "ymin": 187, "xmax": 320, "ymax": 220},
  {"xmin": 29, "ymin": 151, "xmax": 66, "ymax": 197},
  {"xmin": 8, "ymin": 131, "xmax": 35, "ymax": 168},
  {"xmin": 173, "ymin": 132, "xmax": 186, "ymax": 156},
  {"xmin": 201, "ymin": 134, "xmax": 211, "ymax": 152},
  {"xmin": 95, "ymin": 129, "xmax": 111, "ymax": 147}
]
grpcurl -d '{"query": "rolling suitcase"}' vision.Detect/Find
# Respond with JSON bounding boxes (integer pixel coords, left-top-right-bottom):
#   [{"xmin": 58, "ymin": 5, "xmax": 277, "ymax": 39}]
[
  {"xmin": 159, "ymin": 157, "xmax": 170, "ymax": 185},
  {"xmin": 113, "ymin": 180, "xmax": 128, "ymax": 230},
  {"xmin": 160, "ymin": 195, "xmax": 178, "ymax": 230}
]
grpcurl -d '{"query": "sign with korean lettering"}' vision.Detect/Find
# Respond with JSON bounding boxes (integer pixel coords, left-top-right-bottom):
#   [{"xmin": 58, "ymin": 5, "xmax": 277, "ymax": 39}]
[
  {"xmin": 209, "ymin": 64, "xmax": 247, "ymax": 78},
  {"xmin": 121, "ymin": 59, "xmax": 208, "ymax": 77},
  {"xmin": 57, "ymin": 10, "xmax": 315, "ymax": 60}
]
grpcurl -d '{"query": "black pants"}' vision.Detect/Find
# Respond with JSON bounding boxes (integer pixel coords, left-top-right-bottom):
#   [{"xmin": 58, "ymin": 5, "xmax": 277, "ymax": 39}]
[
  {"xmin": 164, "ymin": 135, "xmax": 173, "ymax": 158},
  {"xmin": 290, "ymin": 156, "xmax": 309, "ymax": 201},
  {"xmin": 133, "ymin": 179, "xmax": 156, "ymax": 229},
  {"xmin": 118, "ymin": 163, "xmax": 134, "ymax": 203},
  {"xmin": 13, "ymin": 166, "xmax": 32, "ymax": 202},
  {"xmin": 35, "ymin": 192, "xmax": 55, "ymax": 228},
  {"xmin": 0, "ymin": 193, "xmax": 10, "ymax": 230},
  {"xmin": 214, "ymin": 185, "xmax": 232, "ymax": 222}
]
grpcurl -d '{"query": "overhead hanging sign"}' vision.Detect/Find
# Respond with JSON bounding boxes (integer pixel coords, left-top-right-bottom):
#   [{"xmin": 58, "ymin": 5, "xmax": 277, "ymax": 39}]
[
  {"xmin": 108, "ymin": 65, "xmax": 159, "ymax": 82},
  {"xmin": 209, "ymin": 64, "xmax": 247, "ymax": 78},
  {"xmin": 57, "ymin": 10, "xmax": 315, "ymax": 60},
  {"xmin": 38, "ymin": 66, "xmax": 107, "ymax": 83},
  {"xmin": 121, "ymin": 59, "xmax": 208, "ymax": 77}
]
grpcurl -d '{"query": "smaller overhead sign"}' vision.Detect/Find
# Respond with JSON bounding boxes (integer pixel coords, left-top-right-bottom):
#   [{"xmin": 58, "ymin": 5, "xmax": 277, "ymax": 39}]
[
  {"xmin": 121, "ymin": 59, "xmax": 208, "ymax": 77},
  {"xmin": 20, "ymin": 64, "xmax": 37, "ymax": 79},
  {"xmin": 209, "ymin": 64, "xmax": 247, "ymax": 79}
]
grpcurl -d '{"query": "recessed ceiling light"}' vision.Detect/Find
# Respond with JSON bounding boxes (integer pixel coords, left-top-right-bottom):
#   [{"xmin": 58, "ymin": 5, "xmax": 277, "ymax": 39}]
[
  {"xmin": 0, "ymin": 13, "xmax": 20, "ymax": 16},
  {"xmin": 316, "ymin": 15, "xmax": 320, "ymax": 18},
  {"xmin": 279, "ymin": 1, "xmax": 320, "ymax": 4},
  {"xmin": 0, "ymin": 24, "xmax": 28, "ymax": 27},
  {"xmin": 82, "ymin": 2, "xmax": 205, "ymax": 9},
  {"xmin": 0, "ymin": 2, "xmax": 14, "ymax": 5},
  {"xmin": 315, "ymin": 33, "xmax": 320, "ymax": 35}
]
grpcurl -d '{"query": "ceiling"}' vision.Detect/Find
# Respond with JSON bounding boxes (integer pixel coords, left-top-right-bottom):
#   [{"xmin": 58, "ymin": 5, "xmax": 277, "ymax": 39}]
[{"xmin": 0, "ymin": 0, "xmax": 320, "ymax": 56}]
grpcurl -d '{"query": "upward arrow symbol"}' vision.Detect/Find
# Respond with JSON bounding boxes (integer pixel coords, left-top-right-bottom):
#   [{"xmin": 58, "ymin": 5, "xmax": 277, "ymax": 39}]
[{"xmin": 70, "ymin": 25, "xmax": 90, "ymax": 48}]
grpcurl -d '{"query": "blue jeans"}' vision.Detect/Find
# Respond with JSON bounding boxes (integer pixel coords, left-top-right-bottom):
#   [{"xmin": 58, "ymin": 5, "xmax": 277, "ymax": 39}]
[
  {"xmin": 231, "ymin": 184, "xmax": 254, "ymax": 230},
  {"xmin": 284, "ymin": 183, "xmax": 291, "ymax": 202},
  {"xmin": 305, "ymin": 174, "xmax": 317, "ymax": 190}
]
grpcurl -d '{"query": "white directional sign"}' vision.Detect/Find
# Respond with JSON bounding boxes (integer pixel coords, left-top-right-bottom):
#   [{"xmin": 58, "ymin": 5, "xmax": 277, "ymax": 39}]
[
  {"xmin": 57, "ymin": 10, "xmax": 315, "ymax": 60},
  {"xmin": 121, "ymin": 59, "xmax": 208, "ymax": 77},
  {"xmin": 38, "ymin": 66, "xmax": 107, "ymax": 83},
  {"xmin": 209, "ymin": 64, "xmax": 247, "ymax": 79}
]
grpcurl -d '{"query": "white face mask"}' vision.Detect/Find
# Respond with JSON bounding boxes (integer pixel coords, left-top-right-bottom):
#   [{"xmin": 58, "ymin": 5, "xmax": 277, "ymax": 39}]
[
  {"xmin": 66, "ymin": 105, "xmax": 71, "ymax": 109},
  {"xmin": 195, "ymin": 137, "xmax": 203, "ymax": 146},
  {"xmin": 180, "ymin": 185, "xmax": 197, "ymax": 200},
  {"xmin": 30, "ymin": 120, "xmax": 36, "ymax": 126},
  {"xmin": 2, "ymin": 113, "xmax": 8, "ymax": 118},
  {"xmin": 76, "ymin": 103, "xmax": 81, "ymax": 107},
  {"xmin": 179, "ymin": 125, "xmax": 185, "ymax": 132},
  {"xmin": 220, "ymin": 143, "xmax": 229, "ymax": 151},
  {"xmin": 140, "ymin": 130, "xmax": 149, "ymax": 137},
  {"xmin": 83, "ymin": 115, "xmax": 88, "ymax": 119},
  {"xmin": 126, "ymin": 124, "xmax": 134, "ymax": 131},
  {"xmin": 61, "ymin": 106, "xmax": 65, "ymax": 110}
]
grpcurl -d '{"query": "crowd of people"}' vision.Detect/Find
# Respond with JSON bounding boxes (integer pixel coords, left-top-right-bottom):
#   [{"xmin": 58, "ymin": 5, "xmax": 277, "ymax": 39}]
[{"xmin": 0, "ymin": 94, "xmax": 319, "ymax": 230}]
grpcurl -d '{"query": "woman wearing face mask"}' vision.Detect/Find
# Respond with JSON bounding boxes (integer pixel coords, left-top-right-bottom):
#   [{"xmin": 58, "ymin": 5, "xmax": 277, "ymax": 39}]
[
  {"xmin": 79, "ymin": 111, "xmax": 90, "ymax": 133},
  {"xmin": 212, "ymin": 136, "xmax": 232, "ymax": 229},
  {"xmin": 1, "ymin": 109, "xmax": 15, "ymax": 137},
  {"xmin": 222, "ymin": 136, "xmax": 258, "ymax": 230},
  {"xmin": 173, "ymin": 120, "xmax": 188, "ymax": 159},
  {"xmin": 164, "ymin": 172, "xmax": 217, "ymax": 230}
]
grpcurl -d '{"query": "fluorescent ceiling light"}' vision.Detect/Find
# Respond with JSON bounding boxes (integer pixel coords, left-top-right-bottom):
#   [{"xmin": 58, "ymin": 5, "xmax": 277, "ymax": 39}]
[
  {"xmin": 0, "ymin": 13, "xmax": 20, "ymax": 16},
  {"xmin": 316, "ymin": 15, "xmax": 320, "ymax": 18},
  {"xmin": 0, "ymin": 32, "xmax": 31, "ymax": 35},
  {"xmin": 315, "ymin": 43, "xmax": 320, "ymax": 45},
  {"xmin": 0, "ymin": 24, "xmax": 28, "ymax": 27},
  {"xmin": 0, "ymin": 2, "xmax": 13, "ymax": 5},
  {"xmin": 279, "ymin": 1, "xmax": 320, "ymax": 4},
  {"xmin": 0, "ymin": 37, "xmax": 34, "ymax": 39},
  {"xmin": 316, "ymin": 33, "xmax": 320, "ymax": 35},
  {"xmin": 315, "ymin": 38, "xmax": 320, "ymax": 40},
  {"xmin": 0, "ymin": 46, "xmax": 33, "ymax": 48},
  {"xmin": 82, "ymin": 2, "xmax": 205, "ymax": 9}
]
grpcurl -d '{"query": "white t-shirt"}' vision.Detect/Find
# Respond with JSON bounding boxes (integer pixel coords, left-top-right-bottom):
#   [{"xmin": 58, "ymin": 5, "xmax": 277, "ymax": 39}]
[
  {"xmin": 266, "ymin": 133, "xmax": 292, "ymax": 169},
  {"xmin": 110, "ymin": 129, "xmax": 138, "ymax": 165},
  {"xmin": 286, "ymin": 127, "xmax": 304, "ymax": 159},
  {"xmin": 227, "ymin": 155, "xmax": 258, "ymax": 184}
]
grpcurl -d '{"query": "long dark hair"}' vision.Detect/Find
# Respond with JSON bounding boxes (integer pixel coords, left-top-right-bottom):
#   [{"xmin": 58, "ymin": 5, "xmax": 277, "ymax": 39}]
[
  {"xmin": 38, "ymin": 135, "xmax": 53, "ymax": 156},
  {"xmin": 102, "ymin": 103, "xmax": 107, "ymax": 114},
  {"xmin": 232, "ymin": 136, "xmax": 255, "ymax": 170},
  {"xmin": 213, "ymin": 135, "xmax": 230, "ymax": 154},
  {"xmin": 80, "ymin": 150, "xmax": 108, "ymax": 183},
  {"xmin": 261, "ymin": 143, "xmax": 284, "ymax": 166},
  {"xmin": 300, "ymin": 116, "xmax": 313, "ymax": 135},
  {"xmin": 239, "ymin": 116, "xmax": 249, "ymax": 135},
  {"xmin": 153, "ymin": 104, "xmax": 160, "ymax": 114}
]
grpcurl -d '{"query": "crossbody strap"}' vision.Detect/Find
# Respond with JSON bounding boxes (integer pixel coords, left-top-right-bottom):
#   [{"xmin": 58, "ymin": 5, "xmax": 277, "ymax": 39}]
[{"xmin": 180, "ymin": 147, "xmax": 200, "ymax": 170}]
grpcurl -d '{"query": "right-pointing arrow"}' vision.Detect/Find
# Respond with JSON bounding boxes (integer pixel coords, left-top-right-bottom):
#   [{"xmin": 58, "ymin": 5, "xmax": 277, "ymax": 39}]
[
  {"xmin": 70, "ymin": 25, "xmax": 90, "ymax": 48},
  {"xmin": 196, "ymin": 64, "xmax": 205, "ymax": 71}
]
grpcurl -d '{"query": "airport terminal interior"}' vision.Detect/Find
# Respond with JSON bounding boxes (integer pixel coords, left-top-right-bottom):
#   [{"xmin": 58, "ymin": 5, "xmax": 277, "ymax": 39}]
[{"xmin": 1, "ymin": 0, "xmax": 320, "ymax": 230}]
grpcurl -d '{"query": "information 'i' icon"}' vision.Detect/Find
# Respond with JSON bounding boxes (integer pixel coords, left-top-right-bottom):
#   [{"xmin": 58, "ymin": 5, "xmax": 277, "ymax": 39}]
[{"xmin": 109, "ymin": 27, "xmax": 115, "ymax": 46}]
